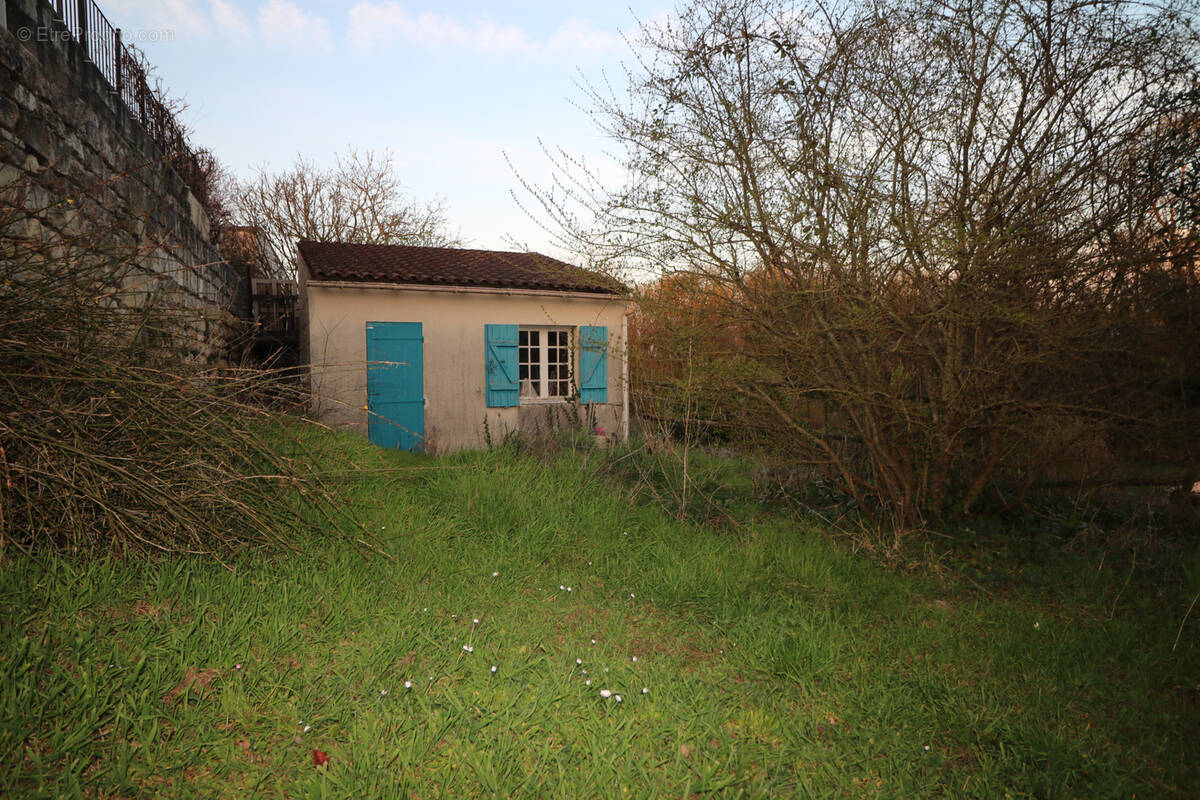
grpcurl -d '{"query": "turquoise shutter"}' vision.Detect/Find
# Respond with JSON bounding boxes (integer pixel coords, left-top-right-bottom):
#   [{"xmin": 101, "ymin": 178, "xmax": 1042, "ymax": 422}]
[
  {"xmin": 485, "ymin": 324, "xmax": 519, "ymax": 407},
  {"xmin": 579, "ymin": 326, "xmax": 608, "ymax": 404}
]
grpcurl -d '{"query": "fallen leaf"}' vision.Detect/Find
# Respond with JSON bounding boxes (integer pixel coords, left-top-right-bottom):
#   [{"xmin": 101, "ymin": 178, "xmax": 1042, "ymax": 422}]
[{"xmin": 312, "ymin": 749, "xmax": 329, "ymax": 768}]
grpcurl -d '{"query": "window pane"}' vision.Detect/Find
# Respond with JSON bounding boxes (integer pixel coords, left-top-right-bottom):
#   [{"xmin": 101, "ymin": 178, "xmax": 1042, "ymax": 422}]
[
  {"xmin": 547, "ymin": 332, "xmax": 569, "ymax": 397},
  {"xmin": 519, "ymin": 329, "xmax": 540, "ymax": 397},
  {"xmin": 518, "ymin": 327, "xmax": 575, "ymax": 400}
]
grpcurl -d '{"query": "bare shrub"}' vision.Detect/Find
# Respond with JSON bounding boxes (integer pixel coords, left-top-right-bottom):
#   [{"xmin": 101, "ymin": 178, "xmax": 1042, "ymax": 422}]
[
  {"xmin": 0, "ymin": 166, "xmax": 353, "ymax": 556},
  {"xmin": 535, "ymin": 0, "xmax": 1200, "ymax": 526}
]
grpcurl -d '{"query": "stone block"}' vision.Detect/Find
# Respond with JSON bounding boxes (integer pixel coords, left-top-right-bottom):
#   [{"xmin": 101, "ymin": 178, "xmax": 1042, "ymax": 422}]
[
  {"xmin": 2, "ymin": 19, "xmax": 249, "ymax": 361},
  {"xmin": 0, "ymin": 94, "xmax": 18, "ymax": 129}
]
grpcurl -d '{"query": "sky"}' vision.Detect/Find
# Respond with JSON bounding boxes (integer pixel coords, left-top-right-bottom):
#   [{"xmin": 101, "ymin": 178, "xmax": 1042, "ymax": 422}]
[{"xmin": 99, "ymin": 0, "xmax": 672, "ymax": 256}]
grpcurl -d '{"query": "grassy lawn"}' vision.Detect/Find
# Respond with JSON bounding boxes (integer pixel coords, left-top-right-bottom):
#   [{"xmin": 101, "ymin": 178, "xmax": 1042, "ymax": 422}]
[{"xmin": 2, "ymin": 426, "xmax": 1197, "ymax": 798}]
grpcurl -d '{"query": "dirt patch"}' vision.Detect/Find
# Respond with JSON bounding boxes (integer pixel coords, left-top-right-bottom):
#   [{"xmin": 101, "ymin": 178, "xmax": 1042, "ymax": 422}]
[
  {"xmin": 162, "ymin": 666, "xmax": 223, "ymax": 706},
  {"xmin": 132, "ymin": 600, "xmax": 170, "ymax": 619},
  {"xmin": 278, "ymin": 656, "xmax": 302, "ymax": 672}
]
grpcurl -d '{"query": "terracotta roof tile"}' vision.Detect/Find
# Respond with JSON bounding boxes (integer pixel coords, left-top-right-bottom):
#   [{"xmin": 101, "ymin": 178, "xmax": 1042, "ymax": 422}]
[{"xmin": 298, "ymin": 241, "xmax": 624, "ymax": 295}]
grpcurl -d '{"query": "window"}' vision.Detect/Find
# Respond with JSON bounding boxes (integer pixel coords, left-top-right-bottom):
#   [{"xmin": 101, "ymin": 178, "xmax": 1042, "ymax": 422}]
[
  {"xmin": 519, "ymin": 327, "xmax": 571, "ymax": 400},
  {"xmin": 485, "ymin": 324, "xmax": 606, "ymax": 409}
]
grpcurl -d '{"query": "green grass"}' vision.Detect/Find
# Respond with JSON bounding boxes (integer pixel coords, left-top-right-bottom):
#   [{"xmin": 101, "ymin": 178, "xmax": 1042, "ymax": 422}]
[{"xmin": 1, "ymin": 426, "xmax": 1197, "ymax": 798}]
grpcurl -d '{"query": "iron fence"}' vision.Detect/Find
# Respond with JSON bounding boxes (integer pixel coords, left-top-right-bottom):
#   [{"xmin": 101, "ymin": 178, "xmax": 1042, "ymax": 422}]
[
  {"xmin": 43, "ymin": 0, "xmax": 217, "ymax": 220},
  {"xmin": 251, "ymin": 280, "xmax": 298, "ymax": 339}
]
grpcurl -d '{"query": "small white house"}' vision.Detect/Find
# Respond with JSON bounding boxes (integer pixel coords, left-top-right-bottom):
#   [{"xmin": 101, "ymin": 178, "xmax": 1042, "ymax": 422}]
[{"xmin": 297, "ymin": 241, "xmax": 630, "ymax": 453}]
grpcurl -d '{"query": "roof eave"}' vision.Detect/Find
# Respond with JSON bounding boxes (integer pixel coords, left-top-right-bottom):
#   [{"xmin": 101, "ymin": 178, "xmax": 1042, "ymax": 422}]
[{"xmin": 304, "ymin": 278, "xmax": 627, "ymax": 301}]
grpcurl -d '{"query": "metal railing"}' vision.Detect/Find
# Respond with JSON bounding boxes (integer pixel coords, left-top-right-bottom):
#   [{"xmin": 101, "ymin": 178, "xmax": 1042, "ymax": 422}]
[
  {"xmin": 43, "ymin": 0, "xmax": 217, "ymax": 219},
  {"xmin": 251, "ymin": 280, "xmax": 298, "ymax": 339}
]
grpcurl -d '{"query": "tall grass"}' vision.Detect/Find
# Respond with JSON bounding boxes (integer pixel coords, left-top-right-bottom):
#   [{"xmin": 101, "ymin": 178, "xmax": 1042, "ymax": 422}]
[{"xmin": 1, "ymin": 426, "xmax": 1197, "ymax": 797}]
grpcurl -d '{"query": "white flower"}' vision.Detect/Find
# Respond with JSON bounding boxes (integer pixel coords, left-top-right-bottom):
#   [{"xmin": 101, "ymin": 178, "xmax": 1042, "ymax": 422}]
[
  {"xmin": 234, "ymin": 663, "xmax": 242, "ymax": 670},
  {"xmin": 588, "ymin": 561, "xmax": 593, "ymax": 566},
  {"xmin": 303, "ymin": 724, "xmax": 312, "ymax": 733},
  {"xmin": 560, "ymin": 584, "xmax": 565, "ymax": 590},
  {"xmin": 582, "ymin": 669, "xmax": 587, "ymax": 674},
  {"xmin": 576, "ymin": 658, "xmax": 583, "ymax": 665},
  {"xmin": 492, "ymin": 571, "xmax": 499, "ymax": 577},
  {"xmin": 924, "ymin": 745, "xmax": 930, "ymax": 751},
  {"xmin": 600, "ymin": 689, "xmax": 612, "ymax": 698},
  {"xmin": 630, "ymin": 593, "xmax": 636, "ymax": 598},
  {"xmin": 380, "ymin": 689, "xmax": 387, "ymax": 696},
  {"xmin": 473, "ymin": 618, "xmax": 480, "ymax": 625},
  {"xmin": 585, "ymin": 679, "xmax": 591, "ymax": 686},
  {"xmin": 642, "ymin": 687, "xmax": 649, "ymax": 694},
  {"xmin": 567, "ymin": 586, "xmax": 572, "ymax": 592},
  {"xmin": 590, "ymin": 639, "xmax": 596, "ymax": 645},
  {"xmin": 462, "ymin": 644, "xmax": 474, "ymax": 653},
  {"xmin": 452, "ymin": 614, "xmax": 457, "ymax": 619},
  {"xmin": 490, "ymin": 665, "xmax": 497, "ymax": 673},
  {"xmin": 631, "ymin": 656, "xmax": 638, "ymax": 662},
  {"xmin": 615, "ymin": 695, "xmax": 623, "ymax": 703},
  {"xmin": 1033, "ymin": 621, "xmax": 1040, "ymax": 630},
  {"xmin": 422, "ymin": 607, "xmax": 429, "ymax": 612},
  {"xmin": 404, "ymin": 680, "xmax": 413, "ymax": 689}
]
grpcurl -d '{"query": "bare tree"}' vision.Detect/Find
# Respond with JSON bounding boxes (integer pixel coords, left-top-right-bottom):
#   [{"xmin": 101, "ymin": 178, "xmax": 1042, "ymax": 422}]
[
  {"xmin": 536, "ymin": 0, "xmax": 1200, "ymax": 525},
  {"xmin": 233, "ymin": 149, "xmax": 462, "ymax": 279}
]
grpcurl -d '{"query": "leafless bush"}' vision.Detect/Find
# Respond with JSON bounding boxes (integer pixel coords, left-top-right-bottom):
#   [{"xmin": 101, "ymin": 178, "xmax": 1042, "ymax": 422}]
[
  {"xmin": 232, "ymin": 149, "xmax": 462, "ymax": 279},
  {"xmin": 536, "ymin": 0, "xmax": 1200, "ymax": 526},
  {"xmin": 0, "ymin": 166, "xmax": 353, "ymax": 556}
]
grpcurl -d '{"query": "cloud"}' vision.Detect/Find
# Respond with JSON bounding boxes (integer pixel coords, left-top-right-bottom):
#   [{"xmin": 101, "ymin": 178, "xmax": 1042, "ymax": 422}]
[
  {"xmin": 210, "ymin": 0, "xmax": 253, "ymax": 43},
  {"xmin": 103, "ymin": 0, "xmax": 211, "ymax": 39},
  {"xmin": 544, "ymin": 18, "xmax": 627, "ymax": 58},
  {"xmin": 258, "ymin": 0, "xmax": 331, "ymax": 51},
  {"xmin": 346, "ymin": 2, "xmax": 624, "ymax": 60}
]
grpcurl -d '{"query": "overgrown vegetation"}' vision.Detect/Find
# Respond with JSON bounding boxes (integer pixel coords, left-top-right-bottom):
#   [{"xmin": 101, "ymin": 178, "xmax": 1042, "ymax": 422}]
[
  {"xmin": 1, "ymin": 427, "xmax": 1195, "ymax": 797},
  {"xmin": 0, "ymin": 165, "xmax": 353, "ymax": 556},
  {"xmin": 531, "ymin": 0, "xmax": 1200, "ymax": 526}
]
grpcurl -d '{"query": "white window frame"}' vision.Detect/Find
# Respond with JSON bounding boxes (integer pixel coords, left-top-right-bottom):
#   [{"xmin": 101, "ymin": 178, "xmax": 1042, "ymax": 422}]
[{"xmin": 519, "ymin": 326, "xmax": 573, "ymax": 403}]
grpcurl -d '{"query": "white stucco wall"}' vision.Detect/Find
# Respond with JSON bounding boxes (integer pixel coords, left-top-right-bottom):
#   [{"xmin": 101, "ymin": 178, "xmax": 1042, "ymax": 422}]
[{"xmin": 299, "ymin": 268, "xmax": 629, "ymax": 453}]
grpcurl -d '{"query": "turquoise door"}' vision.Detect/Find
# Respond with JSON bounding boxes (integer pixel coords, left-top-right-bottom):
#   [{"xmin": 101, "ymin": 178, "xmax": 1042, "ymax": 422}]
[{"xmin": 366, "ymin": 322, "xmax": 424, "ymax": 452}]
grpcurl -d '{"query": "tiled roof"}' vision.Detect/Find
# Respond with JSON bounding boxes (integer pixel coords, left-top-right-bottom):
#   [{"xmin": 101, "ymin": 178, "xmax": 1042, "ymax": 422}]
[{"xmin": 297, "ymin": 241, "xmax": 624, "ymax": 295}]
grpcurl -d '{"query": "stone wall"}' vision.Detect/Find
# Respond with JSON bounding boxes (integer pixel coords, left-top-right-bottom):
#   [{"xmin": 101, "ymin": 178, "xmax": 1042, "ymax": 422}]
[{"xmin": 0, "ymin": 0, "xmax": 248, "ymax": 360}]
